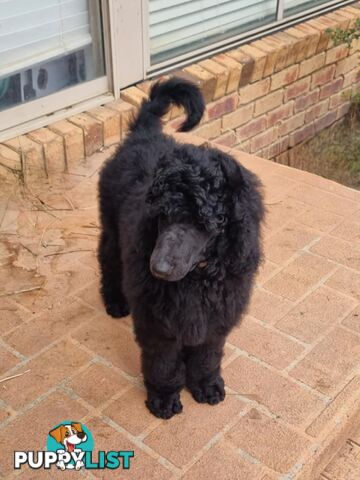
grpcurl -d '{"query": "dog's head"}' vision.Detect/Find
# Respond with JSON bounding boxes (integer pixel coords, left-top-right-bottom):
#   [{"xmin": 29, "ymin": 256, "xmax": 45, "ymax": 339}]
[
  {"xmin": 49, "ymin": 422, "xmax": 87, "ymax": 452},
  {"xmin": 146, "ymin": 149, "xmax": 246, "ymax": 281}
]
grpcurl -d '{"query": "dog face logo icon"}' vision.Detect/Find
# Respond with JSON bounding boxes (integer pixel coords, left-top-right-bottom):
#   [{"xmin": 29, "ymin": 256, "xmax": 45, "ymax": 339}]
[
  {"xmin": 47, "ymin": 421, "xmax": 94, "ymax": 470},
  {"xmin": 49, "ymin": 422, "xmax": 87, "ymax": 453}
]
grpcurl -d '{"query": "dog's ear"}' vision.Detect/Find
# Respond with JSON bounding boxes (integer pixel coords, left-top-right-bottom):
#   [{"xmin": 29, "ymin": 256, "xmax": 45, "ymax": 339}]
[
  {"xmin": 71, "ymin": 422, "xmax": 83, "ymax": 433},
  {"xmin": 218, "ymin": 153, "xmax": 244, "ymax": 192},
  {"xmin": 218, "ymin": 153, "xmax": 264, "ymax": 276},
  {"xmin": 49, "ymin": 425, "xmax": 66, "ymax": 444}
]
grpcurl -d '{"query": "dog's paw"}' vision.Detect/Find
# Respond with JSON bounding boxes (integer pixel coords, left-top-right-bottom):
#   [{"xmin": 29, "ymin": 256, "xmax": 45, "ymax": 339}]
[
  {"xmin": 189, "ymin": 376, "xmax": 225, "ymax": 405},
  {"xmin": 105, "ymin": 301, "xmax": 130, "ymax": 318},
  {"xmin": 146, "ymin": 392, "xmax": 183, "ymax": 420}
]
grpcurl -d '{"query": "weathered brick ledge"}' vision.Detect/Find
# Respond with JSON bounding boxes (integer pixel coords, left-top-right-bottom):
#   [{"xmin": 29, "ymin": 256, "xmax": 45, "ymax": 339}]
[{"xmin": 1, "ymin": 4, "xmax": 360, "ymax": 184}]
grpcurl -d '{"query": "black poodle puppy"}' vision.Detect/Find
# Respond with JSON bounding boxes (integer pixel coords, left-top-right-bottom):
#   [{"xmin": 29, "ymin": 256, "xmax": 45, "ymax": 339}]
[{"xmin": 98, "ymin": 78, "xmax": 264, "ymax": 419}]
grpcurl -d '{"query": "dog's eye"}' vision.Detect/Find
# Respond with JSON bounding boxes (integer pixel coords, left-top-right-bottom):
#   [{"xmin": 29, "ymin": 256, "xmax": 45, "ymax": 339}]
[
  {"xmin": 65, "ymin": 431, "xmax": 69, "ymax": 437},
  {"xmin": 197, "ymin": 261, "xmax": 208, "ymax": 269},
  {"xmin": 72, "ymin": 429, "xmax": 77, "ymax": 435}
]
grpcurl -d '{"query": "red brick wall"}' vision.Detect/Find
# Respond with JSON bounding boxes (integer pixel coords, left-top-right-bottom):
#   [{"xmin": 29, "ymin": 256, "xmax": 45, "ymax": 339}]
[
  {"xmin": 124, "ymin": 5, "xmax": 360, "ymax": 167},
  {"xmin": 1, "ymin": 4, "xmax": 360, "ymax": 182},
  {"xmin": 181, "ymin": 5, "xmax": 360, "ymax": 165}
]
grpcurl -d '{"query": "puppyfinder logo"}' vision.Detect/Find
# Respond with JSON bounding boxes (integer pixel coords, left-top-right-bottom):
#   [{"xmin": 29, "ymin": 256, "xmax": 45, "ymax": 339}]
[{"xmin": 14, "ymin": 420, "xmax": 134, "ymax": 471}]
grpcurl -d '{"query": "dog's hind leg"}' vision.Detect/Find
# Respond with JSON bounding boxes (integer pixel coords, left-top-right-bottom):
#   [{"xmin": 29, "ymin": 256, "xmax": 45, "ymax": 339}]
[
  {"xmin": 184, "ymin": 336, "xmax": 226, "ymax": 405},
  {"xmin": 142, "ymin": 342, "xmax": 185, "ymax": 420},
  {"xmin": 98, "ymin": 228, "xmax": 130, "ymax": 318}
]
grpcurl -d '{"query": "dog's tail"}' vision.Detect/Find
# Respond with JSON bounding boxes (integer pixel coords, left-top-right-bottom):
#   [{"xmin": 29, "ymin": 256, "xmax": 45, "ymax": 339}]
[{"xmin": 129, "ymin": 77, "xmax": 205, "ymax": 133}]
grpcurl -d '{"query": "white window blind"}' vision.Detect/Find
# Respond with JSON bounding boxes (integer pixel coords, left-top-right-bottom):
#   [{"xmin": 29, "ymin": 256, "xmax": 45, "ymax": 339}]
[
  {"xmin": 149, "ymin": 0, "xmax": 277, "ymax": 64},
  {"xmin": 0, "ymin": 0, "xmax": 92, "ymax": 77},
  {"xmin": 284, "ymin": 0, "xmax": 329, "ymax": 16}
]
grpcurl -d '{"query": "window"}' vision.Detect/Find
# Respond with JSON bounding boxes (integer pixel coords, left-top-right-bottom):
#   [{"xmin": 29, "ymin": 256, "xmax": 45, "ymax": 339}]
[
  {"xmin": 144, "ymin": 0, "xmax": 353, "ymax": 72},
  {"xmin": 0, "ymin": 0, "xmax": 109, "ymax": 139},
  {"xmin": 149, "ymin": 0, "xmax": 278, "ymax": 65}
]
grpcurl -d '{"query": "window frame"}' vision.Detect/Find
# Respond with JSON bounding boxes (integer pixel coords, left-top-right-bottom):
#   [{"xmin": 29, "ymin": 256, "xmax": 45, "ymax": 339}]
[{"xmin": 0, "ymin": 0, "xmax": 114, "ymax": 143}]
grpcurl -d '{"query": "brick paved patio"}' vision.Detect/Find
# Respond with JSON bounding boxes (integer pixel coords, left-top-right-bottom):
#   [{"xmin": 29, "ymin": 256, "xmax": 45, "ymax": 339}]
[{"xmin": 0, "ymin": 137, "xmax": 360, "ymax": 479}]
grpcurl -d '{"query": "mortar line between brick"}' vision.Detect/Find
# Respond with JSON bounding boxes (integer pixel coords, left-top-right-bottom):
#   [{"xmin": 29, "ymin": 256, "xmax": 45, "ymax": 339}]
[
  {"xmin": 71, "ymin": 295, "xmax": 107, "ymax": 317},
  {"xmin": 303, "ymin": 251, "xmax": 360, "ymax": 285},
  {"xmin": 136, "ymin": 417, "xmax": 166, "ymax": 442},
  {"xmin": 0, "ymin": 337, "xmax": 26, "ymax": 362},
  {"xmin": 262, "ymin": 222, "xmax": 316, "ymax": 254},
  {"xmin": 259, "ymin": 256, "xmax": 355, "ymax": 331},
  {"xmin": 259, "ymin": 228, "xmax": 324, "ymax": 279},
  {"xmin": 0, "ymin": 384, "xmax": 61, "ymax": 430},
  {"xmin": 88, "ymin": 354, "xmax": 142, "ymax": 386},
  {"xmin": 286, "ymin": 189, "xmax": 359, "ymax": 216},
  {"xmin": 0, "ymin": 330, "xmax": 143, "ymax": 420},
  {"xmin": 101, "ymin": 414, "xmax": 182, "ymax": 476},
  {"xmin": 288, "ymin": 366, "xmax": 360, "ymax": 424},
  {"xmin": 63, "ymin": 381, "xmax": 138, "ymax": 419},
  {"xmin": 225, "ymin": 384, "xmax": 290, "ymax": 422},
  {"xmin": 2, "ymin": 291, "xmax": 97, "ymax": 339},
  {"xmin": 0, "ymin": 315, "xmax": 100, "ymax": 379},
  {"xmin": 280, "ymin": 277, "xmax": 357, "ymax": 329},
  {"xmin": 306, "ymin": 374, "xmax": 360, "ymax": 437},
  {"xmin": 280, "ymin": 442, "xmax": 320, "ymax": 480},
  {"xmin": 0, "ymin": 360, "xmax": 103, "ymax": 426},
  {"xmin": 89, "ymin": 378, "xmax": 281, "ymax": 478},
  {"xmin": 320, "ymin": 228, "xmax": 360, "ymax": 245},
  {"xmin": 174, "ymin": 403, "xmax": 254, "ymax": 477},
  {"xmin": 78, "ymin": 308, "xmax": 137, "ymax": 337},
  {"xmin": 274, "ymin": 282, "xmax": 358, "ymax": 342},
  {"xmin": 326, "ymin": 215, "xmax": 360, "ymax": 237},
  {"xmin": 2, "ymin": 294, "xmax": 33, "ymax": 317},
  {"xmin": 222, "ymin": 346, "xmax": 242, "ymax": 368},
  {"xmin": 226, "ymin": 334, "xmax": 360, "ymax": 441},
  {"xmin": 283, "ymin": 296, "xmax": 359, "ymax": 375},
  {"xmin": 341, "ymin": 319, "xmax": 360, "ymax": 337},
  {"xmin": 69, "ymin": 332, "xmax": 142, "ymax": 387},
  {"xmin": 257, "ymin": 261, "xmax": 336, "ymax": 324},
  {"xmin": 224, "ymin": 344, "xmax": 329, "ymax": 403},
  {"xmin": 244, "ymin": 315, "xmax": 309, "ymax": 348}
]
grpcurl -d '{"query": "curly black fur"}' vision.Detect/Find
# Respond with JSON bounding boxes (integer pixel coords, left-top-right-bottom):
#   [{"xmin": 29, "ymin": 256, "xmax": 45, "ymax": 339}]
[{"xmin": 98, "ymin": 77, "xmax": 264, "ymax": 419}]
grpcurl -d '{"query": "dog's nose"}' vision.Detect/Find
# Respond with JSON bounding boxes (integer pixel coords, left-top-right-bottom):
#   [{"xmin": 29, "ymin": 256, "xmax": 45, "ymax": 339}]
[
  {"xmin": 77, "ymin": 432, "xmax": 86, "ymax": 439},
  {"xmin": 151, "ymin": 259, "xmax": 173, "ymax": 278}
]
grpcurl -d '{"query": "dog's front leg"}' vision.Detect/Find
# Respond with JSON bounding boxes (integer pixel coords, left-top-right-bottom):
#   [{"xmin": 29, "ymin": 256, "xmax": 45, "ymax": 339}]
[
  {"xmin": 98, "ymin": 229, "xmax": 130, "ymax": 318},
  {"xmin": 142, "ymin": 342, "xmax": 185, "ymax": 420},
  {"xmin": 185, "ymin": 335, "xmax": 226, "ymax": 405}
]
